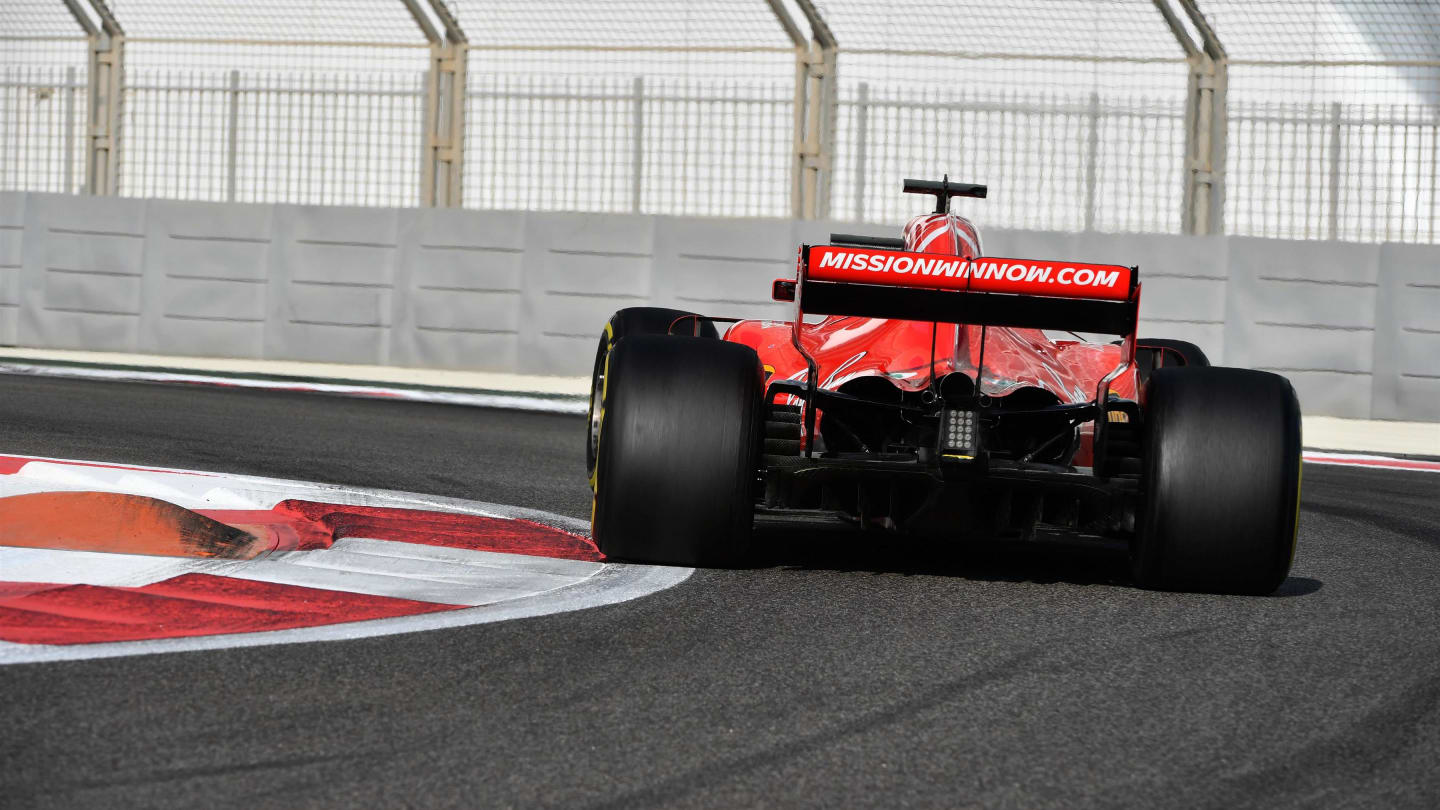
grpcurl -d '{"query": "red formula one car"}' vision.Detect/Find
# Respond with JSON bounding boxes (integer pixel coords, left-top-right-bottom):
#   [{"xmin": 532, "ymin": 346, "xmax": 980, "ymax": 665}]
[{"xmin": 586, "ymin": 179, "xmax": 1301, "ymax": 594}]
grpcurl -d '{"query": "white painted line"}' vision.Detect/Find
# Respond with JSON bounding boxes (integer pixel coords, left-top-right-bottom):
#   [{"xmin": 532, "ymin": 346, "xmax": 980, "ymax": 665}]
[
  {"xmin": 324, "ymin": 537, "xmax": 603, "ymax": 576},
  {"xmin": 0, "ymin": 348, "xmax": 591, "ymax": 396},
  {"xmin": 1302, "ymin": 451, "xmax": 1440, "ymax": 474},
  {"xmin": 230, "ymin": 539, "xmax": 604, "ymax": 606},
  {"xmin": 0, "ymin": 362, "xmax": 588, "ymax": 415},
  {"xmin": 0, "ymin": 546, "xmax": 231, "ymax": 588}
]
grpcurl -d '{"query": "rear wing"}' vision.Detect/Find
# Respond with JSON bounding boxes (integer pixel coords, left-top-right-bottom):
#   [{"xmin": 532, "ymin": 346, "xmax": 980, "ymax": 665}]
[
  {"xmin": 778, "ymin": 244, "xmax": 1140, "ymax": 336},
  {"xmin": 772, "ymin": 243, "xmax": 1142, "ymax": 457}
]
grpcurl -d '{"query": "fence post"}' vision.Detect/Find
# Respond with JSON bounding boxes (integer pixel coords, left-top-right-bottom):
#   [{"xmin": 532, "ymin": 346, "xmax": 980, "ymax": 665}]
[
  {"xmin": 793, "ymin": 42, "xmax": 837, "ymax": 220},
  {"xmin": 226, "ymin": 69, "xmax": 240, "ymax": 202},
  {"xmin": 419, "ymin": 40, "xmax": 466, "ymax": 208},
  {"xmin": 785, "ymin": 0, "xmax": 838, "ymax": 220},
  {"xmin": 791, "ymin": 47, "xmax": 806, "ymax": 218},
  {"xmin": 59, "ymin": 0, "xmax": 126, "ymax": 195},
  {"xmin": 1168, "ymin": 1, "xmax": 1227, "ymax": 235},
  {"xmin": 1183, "ymin": 56, "xmax": 1216, "ymax": 235},
  {"xmin": 1328, "ymin": 101, "xmax": 1342, "ymax": 240},
  {"xmin": 64, "ymin": 66, "xmax": 77, "ymax": 193},
  {"xmin": 1084, "ymin": 91, "xmax": 1100, "ymax": 231},
  {"xmin": 1208, "ymin": 59, "xmax": 1229, "ymax": 235},
  {"xmin": 818, "ymin": 44, "xmax": 838, "ymax": 219},
  {"xmin": 420, "ymin": 50, "xmax": 436, "ymax": 207},
  {"xmin": 85, "ymin": 30, "xmax": 124, "ymax": 195},
  {"xmin": 440, "ymin": 43, "xmax": 466, "ymax": 207},
  {"xmin": 631, "ymin": 76, "xmax": 644, "ymax": 213},
  {"xmin": 854, "ymin": 81, "xmax": 868, "ymax": 221}
]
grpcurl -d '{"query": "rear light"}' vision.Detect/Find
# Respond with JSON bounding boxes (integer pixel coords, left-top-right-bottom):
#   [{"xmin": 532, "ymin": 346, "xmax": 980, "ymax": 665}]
[{"xmin": 941, "ymin": 407, "xmax": 979, "ymax": 457}]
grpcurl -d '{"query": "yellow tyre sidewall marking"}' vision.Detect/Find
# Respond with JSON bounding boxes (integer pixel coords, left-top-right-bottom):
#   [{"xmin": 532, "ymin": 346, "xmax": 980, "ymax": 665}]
[
  {"xmin": 589, "ymin": 322, "xmax": 615, "ymax": 521},
  {"xmin": 1290, "ymin": 458, "xmax": 1303, "ymax": 563}
]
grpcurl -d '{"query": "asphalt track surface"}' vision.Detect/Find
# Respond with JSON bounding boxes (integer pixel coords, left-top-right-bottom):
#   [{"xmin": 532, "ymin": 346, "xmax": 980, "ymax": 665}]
[{"xmin": 1, "ymin": 375, "xmax": 1437, "ymax": 809}]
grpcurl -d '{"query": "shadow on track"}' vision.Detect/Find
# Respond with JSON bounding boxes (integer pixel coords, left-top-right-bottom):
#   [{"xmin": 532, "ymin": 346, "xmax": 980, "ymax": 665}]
[{"xmin": 749, "ymin": 528, "xmax": 1323, "ymax": 597}]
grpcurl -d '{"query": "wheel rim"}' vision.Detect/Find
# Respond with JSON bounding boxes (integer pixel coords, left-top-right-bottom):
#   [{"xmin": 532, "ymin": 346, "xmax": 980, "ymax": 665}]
[{"xmin": 588, "ymin": 356, "xmax": 605, "ymax": 464}]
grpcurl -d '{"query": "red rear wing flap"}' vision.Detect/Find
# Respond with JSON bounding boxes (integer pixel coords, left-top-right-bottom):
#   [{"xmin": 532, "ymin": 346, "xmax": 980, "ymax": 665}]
[{"xmin": 798, "ymin": 245, "xmax": 1139, "ymax": 336}]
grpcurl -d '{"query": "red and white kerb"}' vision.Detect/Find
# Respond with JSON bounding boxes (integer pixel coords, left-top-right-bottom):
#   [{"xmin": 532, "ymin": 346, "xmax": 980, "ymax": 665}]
[{"xmin": 0, "ymin": 455, "xmax": 690, "ymax": 663}]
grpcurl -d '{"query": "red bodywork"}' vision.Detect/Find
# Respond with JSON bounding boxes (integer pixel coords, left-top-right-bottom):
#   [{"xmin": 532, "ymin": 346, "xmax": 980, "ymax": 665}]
[{"xmin": 721, "ymin": 212, "xmax": 1139, "ymax": 465}]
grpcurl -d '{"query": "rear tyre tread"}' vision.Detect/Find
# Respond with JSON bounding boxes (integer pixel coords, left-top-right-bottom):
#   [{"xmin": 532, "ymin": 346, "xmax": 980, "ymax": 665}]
[
  {"xmin": 1132, "ymin": 366, "xmax": 1301, "ymax": 595},
  {"xmin": 592, "ymin": 336, "xmax": 763, "ymax": 568}
]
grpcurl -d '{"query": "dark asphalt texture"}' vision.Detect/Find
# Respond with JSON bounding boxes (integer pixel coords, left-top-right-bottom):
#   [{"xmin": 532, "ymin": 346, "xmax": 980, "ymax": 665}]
[{"xmin": 1, "ymin": 375, "xmax": 1437, "ymax": 809}]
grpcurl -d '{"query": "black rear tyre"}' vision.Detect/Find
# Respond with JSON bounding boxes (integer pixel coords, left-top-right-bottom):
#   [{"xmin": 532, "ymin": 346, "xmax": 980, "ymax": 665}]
[
  {"xmin": 592, "ymin": 335, "xmax": 763, "ymax": 567},
  {"xmin": 587, "ymin": 308, "xmax": 717, "ymax": 480},
  {"xmin": 1133, "ymin": 367, "xmax": 1302, "ymax": 595}
]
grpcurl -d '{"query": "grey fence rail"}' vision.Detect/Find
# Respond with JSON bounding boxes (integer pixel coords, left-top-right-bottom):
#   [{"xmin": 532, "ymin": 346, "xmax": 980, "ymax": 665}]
[{"xmin": 1228, "ymin": 101, "xmax": 1440, "ymax": 244}]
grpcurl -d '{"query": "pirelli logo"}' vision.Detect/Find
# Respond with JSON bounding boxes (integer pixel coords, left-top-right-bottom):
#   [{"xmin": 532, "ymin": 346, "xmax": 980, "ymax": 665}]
[{"xmin": 806, "ymin": 245, "xmax": 1133, "ymax": 302}]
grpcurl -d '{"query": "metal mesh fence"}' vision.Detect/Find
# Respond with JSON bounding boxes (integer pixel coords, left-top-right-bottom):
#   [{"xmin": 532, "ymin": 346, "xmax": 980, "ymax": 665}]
[
  {"xmin": 1228, "ymin": 100, "xmax": 1440, "ymax": 244},
  {"xmin": 0, "ymin": 65, "xmax": 88, "ymax": 195},
  {"xmin": 464, "ymin": 75, "xmax": 793, "ymax": 216},
  {"xmin": 809, "ymin": 0, "xmax": 1186, "ymax": 92},
  {"xmin": 1, "ymin": 2, "xmax": 90, "ymax": 194},
  {"xmin": 0, "ymin": 0, "xmax": 89, "ymax": 45},
  {"xmin": 815, "ymin": 0, "xmax": 1189, "ymax": 229},
  {"xmin": 119, "ymin": 70, "xmax": 424, "ymax": 206},
  {"xmin": 452, "ymin": 0, "xmax": 796, "ymax": 215},
  {"xmin": 1200, "ymin": 0, "xmax": 1440, "ymax": 241},
  {"xmin": 3, "ymin": 1, "xmax": 1440, "ymax": 244},
  {"xmin": 839, "ymin": 85, "xmax": 1186, "ymax": 232},
  {"xmin": 454, "ymin": 0, "xmax": 795, "ymax": 79},
  {"xmin": 116, "ymin": 65, "xmax": 426, "ymax": 205},
  {"xmin": 102, "ymin": 0, "xmax": 430, "ymax": 205}
]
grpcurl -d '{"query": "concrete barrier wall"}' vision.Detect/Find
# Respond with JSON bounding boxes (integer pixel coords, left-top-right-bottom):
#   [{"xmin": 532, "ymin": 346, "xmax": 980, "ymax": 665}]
[{"xmin": 2, "ymin": 191, "xmax": 1436, "ymax": 420}]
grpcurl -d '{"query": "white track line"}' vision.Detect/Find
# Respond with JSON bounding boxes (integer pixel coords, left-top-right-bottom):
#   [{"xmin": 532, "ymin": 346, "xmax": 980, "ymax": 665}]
[
  {"xmin": 0, "ymin": 361, "xmax": 588, "ymax": 415},
  {"xmin": 229, "ymin": 539, "xmax": 604, "ymax": 606},
  {"xmin": 1301, "ymin": 452, "xmax": 1440, "ymax": 473}
]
